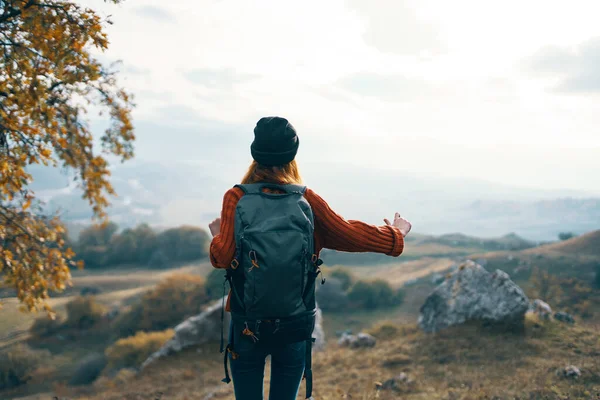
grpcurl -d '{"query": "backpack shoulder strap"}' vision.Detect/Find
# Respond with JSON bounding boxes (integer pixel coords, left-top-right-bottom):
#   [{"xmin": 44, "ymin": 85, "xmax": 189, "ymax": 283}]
[{"xmin": 234, "ymin": 183, "xmax": 306, "ymax": 195}]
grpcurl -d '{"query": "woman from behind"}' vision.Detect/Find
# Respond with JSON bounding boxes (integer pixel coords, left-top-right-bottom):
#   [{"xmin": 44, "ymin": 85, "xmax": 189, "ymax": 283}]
[{"xmin": 209, "ymin": 116, "xmax": 412, "ymax": 400}]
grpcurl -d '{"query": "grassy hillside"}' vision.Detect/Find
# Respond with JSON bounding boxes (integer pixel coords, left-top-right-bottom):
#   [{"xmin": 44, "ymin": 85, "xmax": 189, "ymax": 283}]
[
  {"xmin": 13, "ymin": 316, "xmax": 600, "ymax": 400},
  {"xmin": 523, "ymin": 230, "xmax": 600, "ymax": 257}
]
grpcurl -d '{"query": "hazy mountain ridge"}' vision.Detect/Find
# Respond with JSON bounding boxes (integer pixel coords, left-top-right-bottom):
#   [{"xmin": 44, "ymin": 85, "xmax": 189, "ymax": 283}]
[{"xmin": 28, "ymin": 161, "xmax": 600, "ymax": 241}]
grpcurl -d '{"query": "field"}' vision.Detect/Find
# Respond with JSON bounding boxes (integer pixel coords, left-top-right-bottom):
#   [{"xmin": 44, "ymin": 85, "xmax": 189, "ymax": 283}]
[
  {"xmin": 1, "ymin": 230, "xmax": 600, "ymax": 400},
  {"xmin": 0, "ymin": 263, "xmax": 212, "ymax": 349},
  {"xmin": 12, "ymin": 316, "xmax": 600, "ymax": 400}
]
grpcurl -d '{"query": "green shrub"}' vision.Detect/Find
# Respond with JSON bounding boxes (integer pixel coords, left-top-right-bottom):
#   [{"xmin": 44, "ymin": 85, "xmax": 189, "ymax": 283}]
[
  {"xmin": 68, "ymin": 353, "xmax": 107, "ymax": 386},
  {"xmin": 206, "ymin": 268, "xmax": 227, "ymax": 301},
  {"xmin": 347, "ymin": 279, "xmax": 404, "ymax": 310},
  {"xmin": 114, "ymin": 274, "xmax": 208, "ymax": 337},
  {"xmin": 29, "ymin": 314, "xmax": 64, "ymax": 338},
  {"xmin": 105, "ymin": 329, "xmax": 174, "ymax": 371},
  {"xmin": 558, "ymin": 232, "xmax": 576, "ymax": 241},
  {"xmin": 315, "ymin": 277, "xmax": 349, "ymax": 312},
  {"xmin": 329, "ymin": 267, "xmax": 354, "ymax": 291},
  {"xmin": 64, "ymin": 296, "xmax": 107, "ymax": 330},
  {"xmin": 0, "ymin": 344, "xmax": 51, "ymax": 390},
  {"xmin": 368, "ymin": 321, "xmax": 401, "ymax": 340},
  {"xmin": 156, "ymin": 226, "xmax": 210, "ymax": 263}
]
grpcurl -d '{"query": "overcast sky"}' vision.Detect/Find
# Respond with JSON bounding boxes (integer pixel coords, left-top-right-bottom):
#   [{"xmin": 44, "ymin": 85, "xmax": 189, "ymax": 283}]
[{"xmin": 86, "ymin": 0, "xmax": 600, "ymax": 194}]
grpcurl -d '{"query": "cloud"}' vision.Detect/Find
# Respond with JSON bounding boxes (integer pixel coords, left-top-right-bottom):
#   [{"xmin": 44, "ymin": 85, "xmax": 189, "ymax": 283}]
[
  {"xmin": 134, "ymin": 5, "xmax": 176, "ymax": 23},
  {"xmin": 528, "ymin": 37, "xmax": 600, "ymax": 93},
  {"xmin": 345, "ymin": 0, "xmax": 445, "ymax": 56},
  {"xmin": 183, "ymin": 68, "xmax": 260, "ymax": 88},
  {"xmin": 336, "ymin": 72, "xmax": 441, "ymax": 102}
]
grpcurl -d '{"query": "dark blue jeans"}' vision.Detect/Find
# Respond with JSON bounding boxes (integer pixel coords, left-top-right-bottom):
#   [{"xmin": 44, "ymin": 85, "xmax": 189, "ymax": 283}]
[{"xmin": 229, "ymin": 321, "xmax": 306, "ymax": 400}]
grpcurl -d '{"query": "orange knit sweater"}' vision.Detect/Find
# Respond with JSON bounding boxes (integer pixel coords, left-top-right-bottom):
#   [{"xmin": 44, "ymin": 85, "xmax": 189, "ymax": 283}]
[{"xmin": 209, "ymin": 186, "xmax": 405, "ymax": 311}]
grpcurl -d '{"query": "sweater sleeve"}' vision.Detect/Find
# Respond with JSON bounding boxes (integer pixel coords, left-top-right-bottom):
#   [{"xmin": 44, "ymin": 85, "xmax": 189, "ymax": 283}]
[
  {"xmin": 209, "ymin": 187, "xmax": 243, "ymax": 269},
  {"xmin": 305, "ymin": 188, "xmax": 404, "ymax": 257}
]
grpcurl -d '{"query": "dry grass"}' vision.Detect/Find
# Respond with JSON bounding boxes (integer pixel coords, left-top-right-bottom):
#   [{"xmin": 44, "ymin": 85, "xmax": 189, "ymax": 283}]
[
  {"xmin": 36, "ymin": 314, "xmax": 599, "ymax": 400},
  {"xmin": 0, "ymin": 262, "xmax": 210, "ymax": 346},
  {"xmin": 105, "ymin": 330, "xmax": 175, "ymax": 371},
  {"xmin": 348, "ymin": 257, "xmax": 455, "ymax": 288},
  {"xmin": 523, "ymin": 230, "xmax": 600, "ymax": 257}
]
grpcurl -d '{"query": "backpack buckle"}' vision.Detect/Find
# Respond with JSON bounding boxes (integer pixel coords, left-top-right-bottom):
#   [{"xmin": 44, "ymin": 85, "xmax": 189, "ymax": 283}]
[
  {"xmin": 230, "ymin": 259, "xmax": 239, "ymax": 270},
  {"xmin": 311, "ymin": 254, "xmax": 318, "ymax": 264}
]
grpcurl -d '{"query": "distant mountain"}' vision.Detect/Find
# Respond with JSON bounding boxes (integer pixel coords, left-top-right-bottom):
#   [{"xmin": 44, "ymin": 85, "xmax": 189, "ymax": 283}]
[{"xmin": 27, "ymin": 160, "xmax": 600, "ymax": 241}]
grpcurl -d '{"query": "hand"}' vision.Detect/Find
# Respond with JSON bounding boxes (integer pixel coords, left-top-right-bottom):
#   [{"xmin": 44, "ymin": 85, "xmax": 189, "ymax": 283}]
[
  {"xmin": 384, "ymin": 212, "xmax": 412, "ymax": 237},
  {"xmin": 209, "ymin": 217, "xmax": 221, "ymax": 237}
]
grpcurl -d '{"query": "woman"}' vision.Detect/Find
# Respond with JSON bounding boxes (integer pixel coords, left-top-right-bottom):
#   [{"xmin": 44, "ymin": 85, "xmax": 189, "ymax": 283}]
[{"xmin": 209, "ymin": 116, "xmax": 412, "ymax": 400}]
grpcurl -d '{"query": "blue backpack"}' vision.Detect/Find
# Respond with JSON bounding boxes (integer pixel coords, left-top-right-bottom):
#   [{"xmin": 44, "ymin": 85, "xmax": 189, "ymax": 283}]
[{"xmin": 220, "ymin": 183, "xmax": 324, "ymax": 399}]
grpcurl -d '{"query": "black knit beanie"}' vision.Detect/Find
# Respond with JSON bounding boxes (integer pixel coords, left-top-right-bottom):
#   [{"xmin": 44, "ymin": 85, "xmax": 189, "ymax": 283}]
[{"xmin": 250, "ymin": 116, "xmax": 299, "ymax": 167}]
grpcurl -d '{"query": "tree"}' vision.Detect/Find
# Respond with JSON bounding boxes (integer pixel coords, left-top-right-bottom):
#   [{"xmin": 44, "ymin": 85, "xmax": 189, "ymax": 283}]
[
  {"xmin": 0, "ymin": 0, "xmax": 134, "ymax": 312},
  {"xmin": 156, "ymin": 226, "xmax": 210, "ymax": 263},
  {"xmin": 558, "ymin": 232, "xmax": 576, "ymax": 241}
]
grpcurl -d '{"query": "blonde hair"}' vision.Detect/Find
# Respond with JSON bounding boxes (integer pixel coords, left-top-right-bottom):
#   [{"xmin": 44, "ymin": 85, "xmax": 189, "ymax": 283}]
[{"xmin": 241, "ymin": 160, "xmax": 303, "ymax": 185}]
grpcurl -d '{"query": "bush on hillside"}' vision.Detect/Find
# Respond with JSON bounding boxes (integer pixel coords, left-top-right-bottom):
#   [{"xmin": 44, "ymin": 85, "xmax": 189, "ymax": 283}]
[
  {"xmin": 68, "ymin": 353, "xmax": 107, "ymax": 386},
  {"xmin": 0, "ymin": 344, "xmax": 51, "ymax": 390},
  {"xmin": 558, "ymin": 232, "xmax": 576, "ymax": 241},
  {"xmin": 315, "ymin": 277, "xmax": 349, "ymax": 311},
  {"xmin": 155, "ymin": 226, "xmax": 210, "ymax": 263},
  {"xmin": 29, "ymin": 314, "xmax": 64, "ymax": 338},
  {"xmin": 65, "ymin": 296, "xmax": 107, "ymax": 330},
  {"xmin": 105, "ymin": 330, "xmax": 174, "ymax": 371},
  {"xmin": 347, "ymin": 279, "xmax": 404, "ymax": 310},
  {"xmin": 74, "ymin": 223, "xmax": 210, "ymax": 268},
  {"xmin": 595, "ymin": 263, "xmax": 600, "ymax": 289},
  {"xmin": 114, "ymin": 274, "xmax": 208, "ymax": 337},
  {"xmin": 329, "ymin": 267, "xmax": 355, "ymax": 291}
]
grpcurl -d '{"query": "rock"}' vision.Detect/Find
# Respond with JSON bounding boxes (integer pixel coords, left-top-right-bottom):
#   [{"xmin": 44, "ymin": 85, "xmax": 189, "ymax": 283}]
[
  {"xmin": 554, "ymin": 311, "xmax": 575, "ymax": 324},
  {"xmin": 378, "ymin": 373, "xmax": 413, "ymax": 391},
  {"xmin": 338, "ymin": 332, "xmax": 376, "ymax": 349},
  {"xmin": 312, "ymin": 306, "xmax": 326, "ymax": 351},
  {"xmin": 431, "ymin": 273, "xmax": 445, "ymax": 285},
  {"xmin": 335, "ymin": 329, "xmax": 353, "ymax": 337},
  {"xmin": 561, "ymin": 365, "xmax": 581, "ymax": 379},
  {"xmin": 141, "ymin": 296, "xmax": 231, "ymax": 370},
  {"xmin": 418, "ymin": 260, "xmax": 530, "ymax": 333},
  {"xmin": 141, "ymin": 297, "xmax": 325, "ymax": 370},
  {"xmin": 68, "ymin": 353, "xmax": 107, "ymax": 386},
  {"xmin": 531, "ymin": 299, "xmax": 552, "ymax": 320}
]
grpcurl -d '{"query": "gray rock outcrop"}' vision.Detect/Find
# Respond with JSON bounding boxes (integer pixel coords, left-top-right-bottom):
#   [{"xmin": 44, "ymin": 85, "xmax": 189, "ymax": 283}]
[
  {"xmin": 554, "ymin": 311, "xmax": 575, "ymax": 324},
  {"xmin": 141, "ymin": 297, "xmax": 325, "ymax": 370},
  {"xmin": 338, "ymin": 332, "xmax": 376, "ymax": 348},
  {"xmin": 561, "ymin": 365, "xmax": 581, "ymax": 379},
  {"xmin": 418, "ymin": 260, "xmax": 529, "ymax": 333},
  {"xmin": 378, "ymin": 372, "xmax": 414, "ymax": 391},
  {"xmin": 531, "ymin": 299, "xmax": 552, "ymax": 320}
]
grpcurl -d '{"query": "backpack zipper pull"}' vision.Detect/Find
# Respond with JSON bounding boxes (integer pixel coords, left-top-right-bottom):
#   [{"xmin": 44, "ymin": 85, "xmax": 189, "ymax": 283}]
[
  {"xmin": 255, "ymin": 320, "xmax": 261, "ymax": 336},
  {"xmin": 242, "ymin": 321, "xmax": 259, "ymax": 343},
  {"xmin": 248, "ymin": 250, "xmax": 260, "ymax": 272}
]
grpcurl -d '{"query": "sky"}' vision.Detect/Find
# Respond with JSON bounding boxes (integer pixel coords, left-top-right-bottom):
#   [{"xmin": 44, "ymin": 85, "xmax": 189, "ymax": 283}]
[{"xmin": 85, "ymin": 0, "xmax": 600, "ymax": 194}]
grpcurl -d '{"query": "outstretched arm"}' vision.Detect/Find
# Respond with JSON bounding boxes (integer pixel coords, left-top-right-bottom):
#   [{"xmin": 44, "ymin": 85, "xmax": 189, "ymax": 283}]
[{"xmin": 304, "ymin": 188, "xmax": 406, "ymax": 256}]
